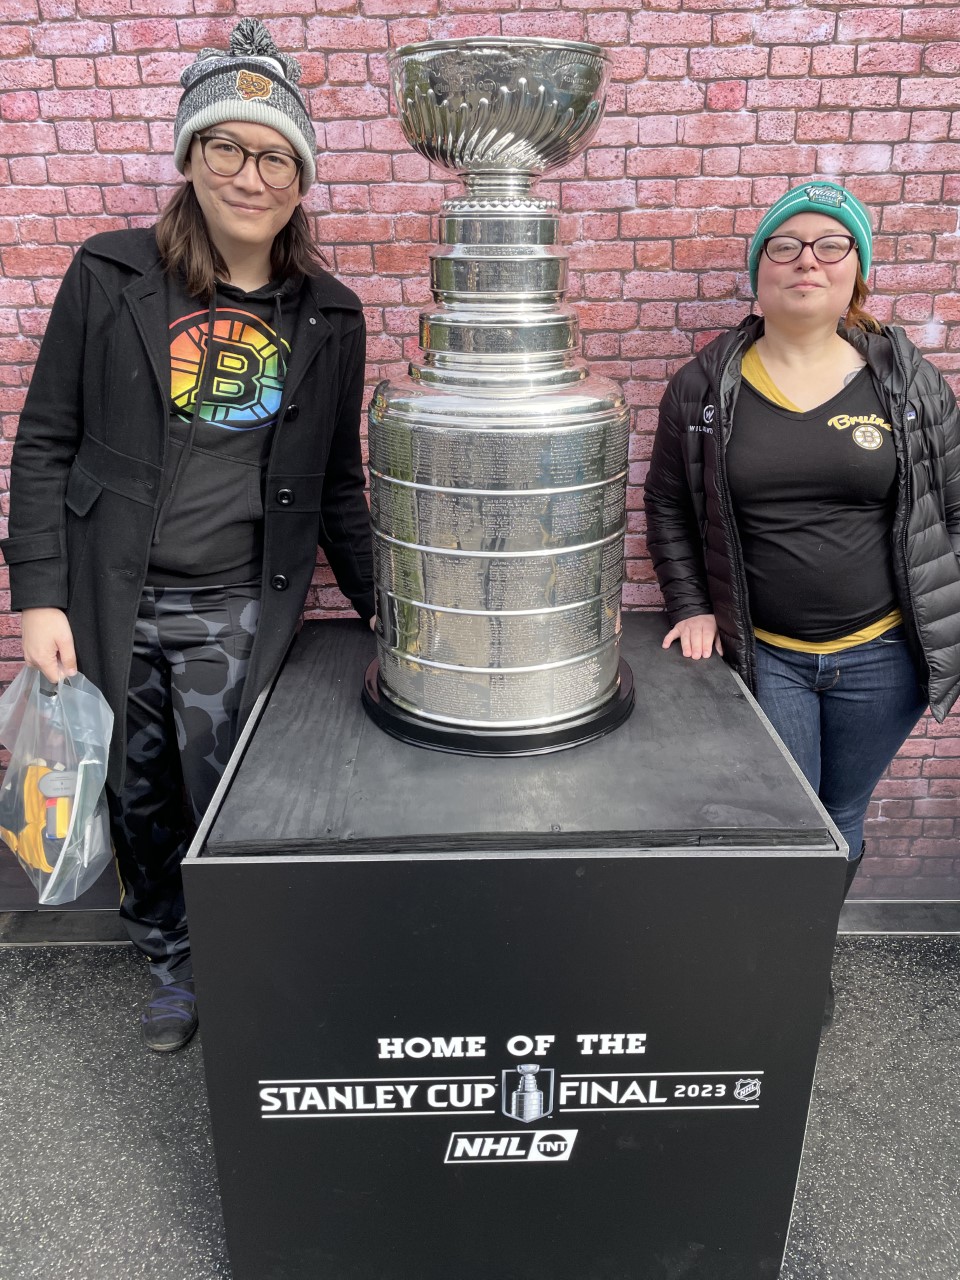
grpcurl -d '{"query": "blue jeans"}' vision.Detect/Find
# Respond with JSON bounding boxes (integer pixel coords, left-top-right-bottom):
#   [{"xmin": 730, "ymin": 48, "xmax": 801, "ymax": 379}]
[{"xmin": 754, "ymin": 627, "xmax": 927, "ymax": 859}]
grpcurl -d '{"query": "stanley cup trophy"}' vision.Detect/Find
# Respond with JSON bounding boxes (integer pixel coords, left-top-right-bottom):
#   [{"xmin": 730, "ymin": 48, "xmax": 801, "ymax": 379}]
[{"xmin": 362, "ymin": 37, "xmax": 634, "ymax": 753}]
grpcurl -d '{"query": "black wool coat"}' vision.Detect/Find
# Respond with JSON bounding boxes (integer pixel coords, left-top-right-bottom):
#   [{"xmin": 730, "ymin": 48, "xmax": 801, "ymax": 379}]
[
  {"xmin": 644, "ymin": 314, "xmax": 960, "ymax": 721},
  {"xmin": 1, "ymin": 229, "xmax": 375, "ymax": 791}
]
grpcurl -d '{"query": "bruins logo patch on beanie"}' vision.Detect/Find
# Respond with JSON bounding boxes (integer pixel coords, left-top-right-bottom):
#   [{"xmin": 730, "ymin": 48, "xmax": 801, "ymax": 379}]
[{"xmin": 236, "ymin": 70, "xmax": 273, "ymax": 102}]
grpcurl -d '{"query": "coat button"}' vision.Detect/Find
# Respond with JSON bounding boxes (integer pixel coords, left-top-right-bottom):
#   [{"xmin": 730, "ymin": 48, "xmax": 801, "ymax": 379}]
[
  {"xmin": 277, "ymin": 488, "xmax": 295, "ymax": 506},
  {"xmin": 270, "ymin": 574, "xmax": 289, "ymax": 591},
  {"xmin": 285, "ymin": 404, "xmax": 299, "ymax": 420}
]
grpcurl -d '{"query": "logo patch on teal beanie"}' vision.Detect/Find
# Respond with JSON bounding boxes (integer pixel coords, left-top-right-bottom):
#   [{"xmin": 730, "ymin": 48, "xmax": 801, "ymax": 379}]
[{"xmin": 805, "ymin": 184, "xmax": 846, "ymax": 208}]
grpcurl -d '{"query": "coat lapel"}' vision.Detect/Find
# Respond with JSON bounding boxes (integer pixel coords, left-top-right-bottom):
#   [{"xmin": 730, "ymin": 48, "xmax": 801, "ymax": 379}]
[
  {"xmin": 123, "ymin": 261, "xmax": 173, "ymax": 424},
  {"xmin": 279, "ymin": 282, "xmax": 334, "ymax": 414}
]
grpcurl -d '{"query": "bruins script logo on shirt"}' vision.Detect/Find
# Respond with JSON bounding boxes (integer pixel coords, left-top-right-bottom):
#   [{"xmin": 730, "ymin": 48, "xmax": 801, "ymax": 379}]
[{"xmin": 828, "ymin": 412, "xmax": 891, "ymax": 452}]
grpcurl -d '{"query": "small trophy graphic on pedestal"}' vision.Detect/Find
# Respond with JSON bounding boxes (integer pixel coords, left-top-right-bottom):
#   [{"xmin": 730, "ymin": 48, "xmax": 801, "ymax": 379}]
[{"xmin": 504, "ymin": 1063, "xmax": 554, "ymax": 1122}]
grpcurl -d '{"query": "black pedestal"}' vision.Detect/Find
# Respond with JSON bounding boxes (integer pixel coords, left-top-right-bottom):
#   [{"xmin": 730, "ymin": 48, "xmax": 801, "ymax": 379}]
[{"xmin": 184, "ymin": 613, "xmax": 846, "ymax": 1280}]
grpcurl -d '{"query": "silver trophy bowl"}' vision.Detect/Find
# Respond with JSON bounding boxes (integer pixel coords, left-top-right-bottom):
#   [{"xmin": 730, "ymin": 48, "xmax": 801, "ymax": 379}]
[
  {"xmin": 390, "ymin": 38, "xmax": 609, "ymax": 180},
  {"xmin": 364, "ymin": 39, "xmax": 632, "ymax": 753}
]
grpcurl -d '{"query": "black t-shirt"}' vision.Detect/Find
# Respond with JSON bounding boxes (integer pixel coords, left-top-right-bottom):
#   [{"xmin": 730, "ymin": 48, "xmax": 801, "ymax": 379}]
[
  {"xmin": 147, "ymin": 273, "xmax": 301, "ymax": 587},
  {"xmin": 726, "ymin": 368, "xmax": 898, "ymax": 642}
]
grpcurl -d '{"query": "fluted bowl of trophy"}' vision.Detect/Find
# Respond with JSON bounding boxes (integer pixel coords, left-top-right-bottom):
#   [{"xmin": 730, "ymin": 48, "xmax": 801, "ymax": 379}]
[{"xmin": 390, "ymin": 37, "xmax": 609, "ymax": 188}]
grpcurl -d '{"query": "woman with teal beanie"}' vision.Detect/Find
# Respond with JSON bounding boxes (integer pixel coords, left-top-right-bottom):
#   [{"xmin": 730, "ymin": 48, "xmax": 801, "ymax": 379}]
[{"xmin": 645, "ymin": 180, "xmax": 960, "ymax": 937}]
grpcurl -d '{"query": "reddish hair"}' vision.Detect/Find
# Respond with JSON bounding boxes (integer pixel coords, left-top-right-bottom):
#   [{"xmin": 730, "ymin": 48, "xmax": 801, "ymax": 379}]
[{"xmin": 845, "ymin": 266, "xmax": 881, "ymax": 333}]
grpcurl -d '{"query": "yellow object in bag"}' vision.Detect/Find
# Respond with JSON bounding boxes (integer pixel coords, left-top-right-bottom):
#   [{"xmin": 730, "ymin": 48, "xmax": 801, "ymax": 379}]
[{"xmin": 0, "ymin": 761, "xmax": 79, "ymax": 875}]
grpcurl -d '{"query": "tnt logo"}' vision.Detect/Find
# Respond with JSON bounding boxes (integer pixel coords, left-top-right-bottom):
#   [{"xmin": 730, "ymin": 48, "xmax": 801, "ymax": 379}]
[
  {"xmin": 444, "ymin": 1129, "xmax": 578, "ymax": 1164},
  {"xmin": 534, "ymin": 1133, "xmax": 572, "ymax": 1159}
]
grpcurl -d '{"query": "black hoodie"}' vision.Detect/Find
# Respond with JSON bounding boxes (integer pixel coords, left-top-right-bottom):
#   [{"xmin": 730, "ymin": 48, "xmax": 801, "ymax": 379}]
[{"xmin": 148, "ymin": 272, "xmax": 303, "ymax": 585}]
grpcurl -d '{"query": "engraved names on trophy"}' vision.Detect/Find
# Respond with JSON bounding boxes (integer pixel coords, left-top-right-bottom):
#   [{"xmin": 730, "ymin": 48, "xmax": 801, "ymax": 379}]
[
  {"xmin": 368, "ymin": 419, "xmax": 629, "ymax": 491},
  {"xmin": 378, "ymin": 591, "xmax": 621, "ymax": 668},
  {"xmin": 369, "ymin": 477, "xmax": 627, "ymax": 552},
  {"xmin": 375, "ymin": 537, "xmax": 625, "ymax": 612},
  {"xmin": 379, "ymin": 649, "xmax": 615, "ymax": 724}
]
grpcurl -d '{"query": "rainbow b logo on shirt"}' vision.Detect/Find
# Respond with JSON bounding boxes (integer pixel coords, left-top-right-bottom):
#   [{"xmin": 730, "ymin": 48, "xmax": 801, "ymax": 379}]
[{"xmin": 170, "ymin": 308, "xmax": 290, "ymax": 431}]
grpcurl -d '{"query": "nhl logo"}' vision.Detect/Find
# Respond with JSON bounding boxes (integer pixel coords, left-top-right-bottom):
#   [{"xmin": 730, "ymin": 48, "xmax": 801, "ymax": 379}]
[
  {"xmin": 502, "ymin": 1064, "xmax": 555, "ymax": 1123},
  {"xmin": 734, "ymin": 1077, "xmax": 762, "ymax": 1103}
]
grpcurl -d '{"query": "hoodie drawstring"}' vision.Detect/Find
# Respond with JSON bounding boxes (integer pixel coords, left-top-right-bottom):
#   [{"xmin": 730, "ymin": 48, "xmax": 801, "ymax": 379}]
[
  {"xmin": 153, "ymin": 291, "xmax": 218, "ymax": 546},
  {"xmin": 272, "ymin": 290, "xmax": 287, "ymax": 381}
]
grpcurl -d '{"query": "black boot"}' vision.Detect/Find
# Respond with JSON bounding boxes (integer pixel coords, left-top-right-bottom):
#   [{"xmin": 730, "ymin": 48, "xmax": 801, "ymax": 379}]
[
  {"xmin": 843, "ymin": 843, "xmax": 865, "ymax": 901},
  {"xmin": 824, "ymin": 844, "xmax": 865, "ymax": 1027}
]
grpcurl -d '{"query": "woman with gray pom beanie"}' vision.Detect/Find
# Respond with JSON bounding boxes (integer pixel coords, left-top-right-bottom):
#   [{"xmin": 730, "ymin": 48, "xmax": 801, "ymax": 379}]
[
  {"xmin": 2, "ymin": 19, "xmax": 375, "ymax": 1052},
  {"xmin": 645, "ymin": 181, "xmax": 960, "ymax": 968}
]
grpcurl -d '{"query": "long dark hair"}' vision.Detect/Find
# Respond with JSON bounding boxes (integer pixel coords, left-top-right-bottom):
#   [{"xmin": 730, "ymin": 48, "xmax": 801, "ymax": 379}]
[
  {"xmin": 155, "ymin": 181, "xmax": 328, "ymax": 300},
  {"xmin": 845, "ymin": 266, "xmax": 881, "ymax": 333}
]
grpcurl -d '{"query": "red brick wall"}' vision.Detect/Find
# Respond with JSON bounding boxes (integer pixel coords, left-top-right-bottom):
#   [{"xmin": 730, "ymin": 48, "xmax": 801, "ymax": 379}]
[{"xmin": 1, "ymin": 2, "xmax": 959, "ymax": 896}]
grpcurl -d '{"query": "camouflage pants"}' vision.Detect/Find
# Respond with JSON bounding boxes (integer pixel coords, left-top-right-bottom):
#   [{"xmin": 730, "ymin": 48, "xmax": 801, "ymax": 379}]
[{"xmin": 108, "ymin": 584, "xmax": 260, "ymax": 984}]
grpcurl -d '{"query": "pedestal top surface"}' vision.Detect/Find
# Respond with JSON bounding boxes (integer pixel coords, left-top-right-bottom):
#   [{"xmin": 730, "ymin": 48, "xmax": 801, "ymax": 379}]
[{"xmin": 205, "ymin": 613, "xmax": 837, "ymax": 856}]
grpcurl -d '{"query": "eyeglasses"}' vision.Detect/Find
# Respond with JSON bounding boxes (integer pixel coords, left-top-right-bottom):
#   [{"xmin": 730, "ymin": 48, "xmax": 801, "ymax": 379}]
[
  {"xmin": 762, "ymin": 234, "xmax": 857, "ymax": 266},
  {"xmin": 195, "ymin": 134, "xmax": 303, "ymax": 190}
]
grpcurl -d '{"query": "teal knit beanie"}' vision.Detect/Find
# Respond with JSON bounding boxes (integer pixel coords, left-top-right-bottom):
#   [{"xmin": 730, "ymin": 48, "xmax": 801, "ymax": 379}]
[{"xmin": 748, "ymin": 181, "xmax": 873, "ymax": 296}]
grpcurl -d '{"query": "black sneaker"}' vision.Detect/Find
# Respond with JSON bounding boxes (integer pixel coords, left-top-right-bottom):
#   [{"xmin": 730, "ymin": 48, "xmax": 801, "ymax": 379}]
[{"xmin": 141, "ymin": 979, "xmax": 198, "ymax": 1053}]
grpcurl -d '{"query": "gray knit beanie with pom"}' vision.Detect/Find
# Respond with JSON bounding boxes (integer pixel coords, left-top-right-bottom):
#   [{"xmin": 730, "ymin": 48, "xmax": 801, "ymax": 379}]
[{"xmin": 173, "ymin": 19, "xmax": 316, "ymax": 193}]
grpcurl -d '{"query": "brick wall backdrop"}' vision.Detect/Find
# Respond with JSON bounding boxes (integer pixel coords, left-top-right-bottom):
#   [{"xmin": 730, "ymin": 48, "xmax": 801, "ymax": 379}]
[{"xmin": 0, "ymin": 0, "xmax": 959, "ymax": 897}]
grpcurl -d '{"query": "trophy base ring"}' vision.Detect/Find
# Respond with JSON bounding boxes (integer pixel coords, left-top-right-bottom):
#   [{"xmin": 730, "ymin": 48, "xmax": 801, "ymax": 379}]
[{"xmin": 361, "ymin": 658, "xmax": 634, "ymax": 756}]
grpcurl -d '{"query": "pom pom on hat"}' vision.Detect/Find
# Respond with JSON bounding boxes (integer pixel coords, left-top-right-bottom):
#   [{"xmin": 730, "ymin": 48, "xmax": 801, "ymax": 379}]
[{"xmin": 227, "ymin": 17, "xmax": 302, "ymax": 84}]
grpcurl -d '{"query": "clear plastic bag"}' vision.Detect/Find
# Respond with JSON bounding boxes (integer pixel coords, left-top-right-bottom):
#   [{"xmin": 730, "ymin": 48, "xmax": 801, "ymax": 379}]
[{"xmin": 0, "ymin": 667, "xmax": 114, "ymax": 905}]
